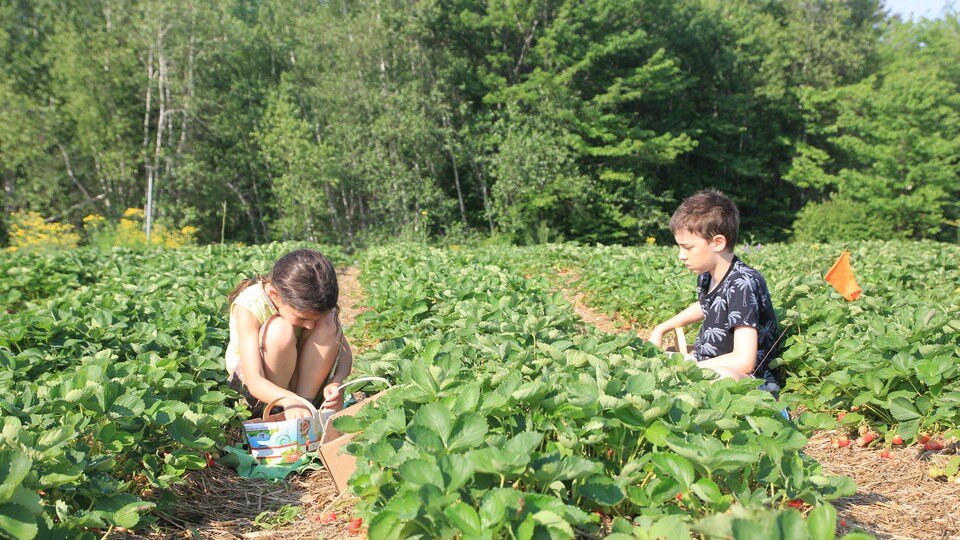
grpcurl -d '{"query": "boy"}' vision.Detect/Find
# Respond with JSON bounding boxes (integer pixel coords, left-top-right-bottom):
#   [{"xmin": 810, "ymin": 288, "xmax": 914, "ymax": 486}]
[{"xmin": 648, "ymin": 190, "xmax": 780, "ymax": 391}]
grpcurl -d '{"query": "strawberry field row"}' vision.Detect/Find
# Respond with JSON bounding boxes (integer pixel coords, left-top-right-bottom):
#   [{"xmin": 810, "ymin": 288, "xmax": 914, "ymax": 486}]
[
  {"xmin": 518, "ymin": 241, "xmax": 960, "ymax": 446},
  {"xmin": 343, "ymin": 244, "xmax": 866, "ymax": 539}
]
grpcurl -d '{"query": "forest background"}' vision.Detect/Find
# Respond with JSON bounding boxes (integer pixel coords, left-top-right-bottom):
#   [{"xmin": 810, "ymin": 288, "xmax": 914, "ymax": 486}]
[{"xmin": 1, "ymin": 0, "xmax": 958, "ymax": 250}]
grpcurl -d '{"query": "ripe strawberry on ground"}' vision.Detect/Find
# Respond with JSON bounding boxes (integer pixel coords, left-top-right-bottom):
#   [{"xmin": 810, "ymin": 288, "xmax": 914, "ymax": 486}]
[
  {"xmin": 919, "ymin": 433, "xmax": 931, "ymax": 444},
  {"xmin": 837, "ymin": 438, "xmax": 851, "ymax": 448},
  {"xmin": 891, "ymin": 435, "xmax": 904, "ymax": 445},
  {"xmin": 878, "ymin": 449, "xmax": 893, "ymax": 459},
  {"xmin": 319, "ymin": 512, "xmax": 337, "ymax": 523},
  {"xmin": 925, "ymin": 439, "xmax": 944, "ymax": 452},
  {"xmin": 348, "ymin": 517, "xmax": 364, "ymax": 535}
]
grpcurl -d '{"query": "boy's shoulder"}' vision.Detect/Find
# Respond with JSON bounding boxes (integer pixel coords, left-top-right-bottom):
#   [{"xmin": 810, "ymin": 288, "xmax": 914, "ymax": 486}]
[
  {"xmin": 731, "ymin": 257, "xmax": 767, "ymax": 278},
  {"xmin": 721, "ymin": 257, "xmax": 770, "ymax": 290}
]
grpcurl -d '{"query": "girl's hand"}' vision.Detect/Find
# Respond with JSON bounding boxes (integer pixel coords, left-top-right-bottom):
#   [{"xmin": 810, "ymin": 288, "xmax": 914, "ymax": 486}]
[
  {"xmin": 320, "ymin": 383, "xmax": 344, "ymax": 411},
  {"xmin": 282, "ymin": 404, "xmax": 313, "ymax": 420}
]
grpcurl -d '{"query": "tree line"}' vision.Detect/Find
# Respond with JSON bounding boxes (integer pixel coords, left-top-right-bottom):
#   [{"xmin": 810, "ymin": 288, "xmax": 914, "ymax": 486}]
[{"xmin": 1, "ymin": 0, "xmax": 958, "ymax": 248}]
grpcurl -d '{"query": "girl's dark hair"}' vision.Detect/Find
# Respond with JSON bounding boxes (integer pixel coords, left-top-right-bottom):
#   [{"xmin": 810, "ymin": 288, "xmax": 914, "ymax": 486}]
[{"xmin": 226, "ymin": 249, "xmax": 339, "ymax": 313}]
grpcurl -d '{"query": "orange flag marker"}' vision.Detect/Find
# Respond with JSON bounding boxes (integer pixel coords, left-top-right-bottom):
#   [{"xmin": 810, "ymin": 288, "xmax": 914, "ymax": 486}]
[{"xmin": 825, "ymin": 249, "xmax": 861, "ymax": 301}]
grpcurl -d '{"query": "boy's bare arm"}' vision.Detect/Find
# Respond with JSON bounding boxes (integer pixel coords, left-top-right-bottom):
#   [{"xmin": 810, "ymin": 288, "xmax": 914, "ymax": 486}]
[
  {"xmin": 696, "ymin": 325, "xmax": 758, "ymax": 375},
  {"xmin": 648, "ymin": 302, "xmax": 705, "ymax": 347}
]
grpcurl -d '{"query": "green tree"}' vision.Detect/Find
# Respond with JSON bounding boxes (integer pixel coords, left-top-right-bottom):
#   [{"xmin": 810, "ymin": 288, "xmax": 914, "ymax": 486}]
[{"xmin": 786, "ymin": 15, "xmax": 960, "ymax": 240}]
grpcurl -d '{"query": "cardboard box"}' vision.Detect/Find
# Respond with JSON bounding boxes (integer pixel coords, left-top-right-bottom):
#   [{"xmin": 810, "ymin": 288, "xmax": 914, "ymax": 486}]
[{"xmin": 317, "ymin": 390, "xmax": 387, "ymax": 493}]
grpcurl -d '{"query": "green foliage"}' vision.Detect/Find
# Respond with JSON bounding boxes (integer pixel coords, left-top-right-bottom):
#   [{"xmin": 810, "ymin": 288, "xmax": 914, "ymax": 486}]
[
  {"xmin": 1, "ymin": 0, "xmax": 957, "ymax": 248},
  {"xmin": 787, "ymin": 16, "xmax": 960, "ymax": 241},
  {"xmin": 252, "ymin": 505, "xmax": 301, "ymax": 530},
  {"xmin": 791, "ymin": 199, "xmax": 894, "ymax": 242},
  {"xmin": 5, "ymin": 237, "xmax": 955, "ymax": 535}
]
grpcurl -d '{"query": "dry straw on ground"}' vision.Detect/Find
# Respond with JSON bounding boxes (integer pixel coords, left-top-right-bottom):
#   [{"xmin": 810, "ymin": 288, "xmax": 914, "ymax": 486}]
[{"xmin": 804, "ymin": 431, "xmax": 960, "ymax": 540}]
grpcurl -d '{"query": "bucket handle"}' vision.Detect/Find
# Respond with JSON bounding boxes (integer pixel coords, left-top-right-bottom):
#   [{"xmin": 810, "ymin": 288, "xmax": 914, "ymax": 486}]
[
  {"xmin": 259, "ymin": 394, "xmax": 320, "ymax": 421},
  {"xmin": 675, "ymin": 327, "xmax": 688, "ymax": 356},
  {"xmin": 320, "ymin": 376, "xmax": 393, "ymax": 426},
  {"xmin": 328, "ymin": 376, "xmax": 393, "ymax": 396}
]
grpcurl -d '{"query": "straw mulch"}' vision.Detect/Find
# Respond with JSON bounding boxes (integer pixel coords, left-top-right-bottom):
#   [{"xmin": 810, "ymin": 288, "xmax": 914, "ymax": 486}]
[
  {"xmin": 336, "ymin": 266, "xmax": 365, "ymax": 330},
  {"xmin": 558, "ymin": 272, "xmax": 646, "ymax": 337},
  {"xmin": 805, "ymin": 430, "xmax": 960, "ymax": 540},
  {"xmin": 118, "ymin": 464, "xmax": 358, "ymax": 539}
]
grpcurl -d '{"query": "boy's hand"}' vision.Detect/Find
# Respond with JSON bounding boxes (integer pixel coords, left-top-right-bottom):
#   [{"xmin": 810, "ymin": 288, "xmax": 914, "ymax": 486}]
[
  {"xmin": 320, "ymin": 382, "xmax": 344, "ymax": 411},
  {"xmin": 647, "ymin": 325, "xmax": 666, "ymax": 348}
]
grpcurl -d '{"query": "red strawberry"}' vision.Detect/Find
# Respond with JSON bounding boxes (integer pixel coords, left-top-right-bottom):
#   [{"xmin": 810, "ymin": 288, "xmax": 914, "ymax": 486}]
[
  {"xmin": 837, "ymin": 412, "xmax": 847, "ymax": 422},
  {"xmin": 891, "ymin": 435, "xmax": 904, "ymax": 445},
  {"xmin": 878, "ymin": 449, "xmax": 893, "ymax": 459},
  {"xmin": 207, "ymin": 457, "xmax": 216, "ymax": 467},
  {"xmin": 348, "ymin": 517, "xmax": 363, "ymax": 535},
  {"xmin": 837, "ymin": 438, "xmax": 851, "ymax": 447},
  {"xmin": 606, "ymin": 449, "xmax": 614, "ymax": 458},
  {"xmin": 919, "ymin": 432, "xmax": 931, "ymax": 444},
  {"xmin": 857, "ymin": 432, "xmax": 876, "ymax": 446},
  {"xmin": 925, "ymin": 439, "xmax": 944, "ymax": 451},
  {"xmin": 676, "ymin": 493, "xmax": 683, "ymax": 501},
  {"xmin": 319, "ymin": 512, "xmax": 337, "ymax": 523},
  {"xmin": 850, "ymin": 405, "xmax": 859, "ymax": 411},
  {"xmin": 788, "ymin": 499, "xmax": 804, "ymax": 508}
]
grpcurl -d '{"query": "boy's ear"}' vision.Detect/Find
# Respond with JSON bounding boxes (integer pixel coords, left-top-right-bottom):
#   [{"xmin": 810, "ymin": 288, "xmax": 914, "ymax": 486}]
[{"xmin": 711, "ymin": 234, "xmax": 728, "ymax": 252}]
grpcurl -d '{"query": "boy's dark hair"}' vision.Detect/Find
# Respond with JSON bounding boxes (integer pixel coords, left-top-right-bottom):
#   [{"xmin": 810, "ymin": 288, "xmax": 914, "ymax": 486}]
[
  {"xmin": 227, "ymin": 249, "xmax": 339, "ymax": 313},
  {"xmin": 668, "ymin": 189, "xmax": 739, "ymax": 249}
]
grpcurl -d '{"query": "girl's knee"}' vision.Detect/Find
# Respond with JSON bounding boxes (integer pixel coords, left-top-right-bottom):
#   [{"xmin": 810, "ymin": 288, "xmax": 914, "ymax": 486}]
[{"xmin": 262, "ymin": 316, "xmax": 298, "ymax": 353}]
